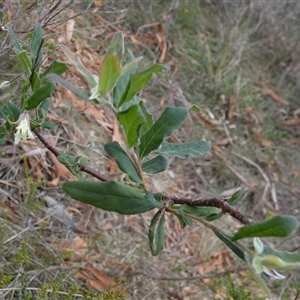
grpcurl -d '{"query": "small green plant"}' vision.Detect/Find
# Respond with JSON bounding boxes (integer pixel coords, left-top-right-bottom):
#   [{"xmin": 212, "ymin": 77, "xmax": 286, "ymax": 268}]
[{"xmin": 1, "ymin": 24, "xmax": 300, "ymax": 298}]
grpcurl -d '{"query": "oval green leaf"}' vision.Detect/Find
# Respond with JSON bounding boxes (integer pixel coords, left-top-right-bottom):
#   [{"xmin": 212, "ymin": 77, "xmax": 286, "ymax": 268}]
[
  {"xmin": 145, "ymin": 191, "xmax": 163, "ymax": 209},
  {"xmin": 141, "ymin": 155, "xmax": 168, "ymax": 174},
  {"xmin": 107, "ymin": 31, "xmax": 124, "ymax": 59},
  {"xmin": 171, "ymin": 206, "xmax": 193, "ymax": 229},
  {"xmin": 30, "ymin": 71, "xmax": 40, "ymax": 92},
  {"xmin": 60, "ymin": 44, "xmax": 97, "ymax": 86},
  {"xmin": 6, "ymin": 26, "xmax": 22, "ymax": 53},
  {"xmin": 173, "ymin": 211, "xmax": 193, "ymax": 229},
  {"xmin": 113, "ymin": 51, "xmax": 138, "ymax": 108},
  {"xmin": 47, "ymin": 74, "xmax": 90, "ymax": 101},
  {"xmin": 227, "ymin": 184, "xmax": 245, "ymax": 206},
  {"xmin": 138, "ymin": 106, "xmax": 188, "ymax": 160},
  {"xmin": 25, "ymin": 82, "xmax": 56, "ymax": 110},
  {"xmin": 104, "ymin": 141, "xmax": 142, "ymax": 183},
  {"xmin": 41, "ymin": 61, "xmax": 68, "ymax": 79},
  {"xmin": 18, "ymin": 51, "xmax": 32, "ymax": 74},
  {"xmin": 231, "ymin": 215, "xmax": 299, "ymax": 241},
  {"xmin": 4, "ymin": 102, "xmax": 20, "ymax": 122},
  {"xmin": 205, "ymin": 212, "xmax": 223, "ymax": 222},
  {"xmin": 31, "ymin": 23, "xmax": 42, "ymax": 59},
  {"xmin": 99, "ymin": 52, "xmax": 121, "ymax": 94},
  {"xmin": 188, "ymin": 104, "xmax": 201, "ymax": 112},
  {"xmin": 148, "ymin": 209, "xmax": 166, "ymax": 256},
  {"xmin": 119, "ymin": 64, "xmax": 168, "ymax": 107},
  {"xmin": 63, "ymin": 181, "xmax": 156, "ymax": 215},
  {"xmin": 137, "ymin": 101, "xmax": 154, "ymax": 135},
  {"xmin": 117, "ymin": 104, "xmax": 144, "ymax": 148},
  {"xmin": 30, "ymin": 24, "xmax": 43, "ymax": 71},
  {"xmin": 262, "ymin": 246, "xmax": 300, "ymax": 265},
  {"xmin": 174, "ymin": 204, "xmax": 221, "ymax": 218}
]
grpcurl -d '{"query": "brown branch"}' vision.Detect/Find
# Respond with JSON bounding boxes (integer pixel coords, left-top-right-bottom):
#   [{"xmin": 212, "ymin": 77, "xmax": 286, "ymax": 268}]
[
  {"xmin": 33, "ymin": 129, "xmax": 252, "ymax": 225},
  {"xmin": 165, "ymin": 195, "xmax": 252, "ymax": 225},
  {"xmin": 33, "ymin": 128, "xmax": 109, "ymax": 182}
]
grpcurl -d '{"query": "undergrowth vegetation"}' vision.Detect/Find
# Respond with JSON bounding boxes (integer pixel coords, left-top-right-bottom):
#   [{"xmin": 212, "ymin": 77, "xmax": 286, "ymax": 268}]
[{"xmin": 0, "ymin": 1, "xmax": 300, "ymax": 299}]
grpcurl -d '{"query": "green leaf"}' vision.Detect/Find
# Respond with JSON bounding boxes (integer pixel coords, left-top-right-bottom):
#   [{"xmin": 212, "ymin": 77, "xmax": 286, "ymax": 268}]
[
  {"xmin": 145, "ymin": 191, "xmax": 163, "ymax": 209},
  {"xmin": 121, "ymin": 56, "xmax": 143, "ymax": 74},
  {"xmin": 30, "ymin": 71, "xmax": 40, "ymax": 92},
  {"xmin": 60, "ymin": 44, "xmax": 97, "ymax": 86},
  {"xmin": 31, "ymin": 23, "xmax": 42, "ymax": 61},
  {"xmin": 138, "ymin": 106, "xmax": 188, "ymax": 160},
  {"xmin": 38, "ymin": 98, "xmax": 50, "ymax": 119},
  {"xmin": 172, "ymin": 208, "xmax": 193, "ymax": 229},
  {"xmin": 148, "ymin": 209, "xmax": 166, "ymax": 256},
  {"xmin": 41, "ymin": 61, "xmax": 69, "ymax": 79},
  {"xmin": 4, "ymin": 102, "xmax": 20, "ymax": 122},
  {"xmin": 205, "ymin": 212, "xmax": 223, "ymax": 222},
  {"xmin": 0, "ymin": 125, "xmax": 8, "ymax": 145},
  {"xmin": 99, "ymin": 52, "xmax": 121, "ymax": 93},
  {"xmin": 118, "ymin": 96, "xmax": 141, "ymax": 113},
  {"xmin": 261, "ymin": 246, "xmax": 300, "ymax": 266},
  {"xmin": 117, "ymin": 105, "xmax": 144, "ymax": 148},
  {"xmin": 119, "ymin": 64, "xmax": 168, "ymax": 107},
  {"xmin": 90, "ymin": 32, "xmax": 124, "ymax": 99},
  {"xmin": 213, "ymin": 230, "xmax": 245, "ymax": 261},
  {"xmin": 174, "ymin": 204, "xmax": 221, "ymax": 218},
  {"xmin": 31, "ymin": 99, "xmax": 53, "ymax": 128},
  {"xmin": 6, "ymin": 26, "xmax": 22, "ymax": 53},
  {"xmin": 0, "ymin": 106, "xmax": 7, "ymax": 119},
  {"xmin": 227, "ymin": 185, "xmax": 245, "ymax": 206},
  {"xmin": 175, "ymin": 213, "xmax": 193, "ymax": 229},
  {"xmin": 141, "ymin": 155, "xmax": 168, "ymax": 174},
  {"xmin": 255, "ymin": 255, "xmax": 300, "ymax": 272},
  {"xmin": 231, "ymin": 215, "xmax": 299, "ymax": 241},
  {"xmin": 25, "ymin": 82, "xmax": 56, "ymax": 110},
  {"xmin": 137, "ymin": 101, "xmax": 154, "ymax": 135},
  {"xmin": 18, "ymin": 51, "xmax": 32, "ymax": 73},
  {"xmin": 189, "ymin": 104, "xmax": 201, "ymax": 112},
  {"xmin": 104, "ymin": 141, "xmax": 142, "ymax": 184},
  {"xmin": 63, "ymin": 181, "xmax": 156, "ymax": 215},
  {"xmin": 47, "ymin": 74, "xmax": 90, "ymax": 101},
  {"xmin": 107, "ymin": 31, "xmax": 124, "ymax": 59},
  {"xmin": 21, "ymin": 77, "xmax": 30, "ymax": 107},
  {"xmin": 157, "ymin": 140, "xmax": 211, "ymax": 158},
  {"xmin": 113, "ymin": 51, "xmax": 138, "ymax": 108},
  {"xmin": 40, "ymin": 121, "xmax": 56, "ymax": 129},
  {"xmin": 31, "ymin": 23, "xmax": 42, "ymax": 56}
]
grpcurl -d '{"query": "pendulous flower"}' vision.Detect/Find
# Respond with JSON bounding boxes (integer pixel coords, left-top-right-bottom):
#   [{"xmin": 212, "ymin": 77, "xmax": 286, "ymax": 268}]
[{"xmin": 14, "ymin": 111, "xmax": 35, "ymax": 144}]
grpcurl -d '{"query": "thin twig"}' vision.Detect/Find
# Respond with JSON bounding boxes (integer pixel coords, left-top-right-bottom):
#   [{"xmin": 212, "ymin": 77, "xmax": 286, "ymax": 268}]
[
  {"xmin": 231, "ymin": 151, "xmax": 269, "ymax": 182},
  {"xmin": 212, "ymin": 148, "xmax": 255, "ymax": 189},
  {"xmin": 231, "ymin": 151, "xmax": 279, "ymax": 211},
  {"xmin": 33, "ymin": 128, "xmax": 109, "ymax": 182},
  {"xmin": 271, "ymin": 182, "xmax": 279, "ymax": 211},
  {"xmin": 3, "ymin": 214, "xmax": 53, "ymax": 244}
]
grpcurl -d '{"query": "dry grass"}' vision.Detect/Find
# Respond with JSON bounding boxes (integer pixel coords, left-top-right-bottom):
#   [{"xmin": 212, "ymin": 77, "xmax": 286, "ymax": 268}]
[{"xmin": 1, "ymin": 1, "xmax": 300, "ymax": 299}]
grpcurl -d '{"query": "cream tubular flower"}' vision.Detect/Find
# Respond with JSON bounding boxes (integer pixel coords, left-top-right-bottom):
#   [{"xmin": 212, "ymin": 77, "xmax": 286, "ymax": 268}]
[{"xmin": 14, "ymin": 111, "xmax": 35, "ymax": 144}]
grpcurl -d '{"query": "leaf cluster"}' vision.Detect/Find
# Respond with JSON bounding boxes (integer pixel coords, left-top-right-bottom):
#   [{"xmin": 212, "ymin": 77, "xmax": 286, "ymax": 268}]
[{"xmin": 1, "ymin": 26, "xmax": 300, "ymax": 296}]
